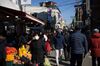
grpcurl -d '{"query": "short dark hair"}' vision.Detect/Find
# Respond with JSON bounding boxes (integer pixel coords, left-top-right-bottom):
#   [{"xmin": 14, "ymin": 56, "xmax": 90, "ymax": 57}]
[{"xmin": 75, "ymin": 26, "xmax": 81, "ymax": 30}]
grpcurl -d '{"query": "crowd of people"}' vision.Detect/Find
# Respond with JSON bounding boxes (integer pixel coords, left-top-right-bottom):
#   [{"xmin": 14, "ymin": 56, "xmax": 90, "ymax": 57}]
[{"xmin": 0, "ymin": 26, "xmax": 100, "ymax": 66}]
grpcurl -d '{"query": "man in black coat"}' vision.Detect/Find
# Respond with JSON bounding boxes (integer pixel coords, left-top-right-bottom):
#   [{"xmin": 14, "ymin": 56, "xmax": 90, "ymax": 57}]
[{"xmin": 68, "ymin": 26, "xmax": 88, "ymax": 66}]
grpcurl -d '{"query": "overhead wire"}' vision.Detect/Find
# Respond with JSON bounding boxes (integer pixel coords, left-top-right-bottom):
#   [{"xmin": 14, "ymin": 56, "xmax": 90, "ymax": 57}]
[
  {"xmin": 58, "ymin": 0, "xmax": 82, "ymax": 7},
  {"xmin": 60, "ymin": 5, "xmax": 75, "ymax": 12},
  {"xmin": 57, "ymin": 0, "xmax": 75, "ymax": 4}
]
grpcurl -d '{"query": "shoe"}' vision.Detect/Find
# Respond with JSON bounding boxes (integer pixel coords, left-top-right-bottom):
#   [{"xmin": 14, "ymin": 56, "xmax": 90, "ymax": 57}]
[
  {"xmin": 59, "ymin": 56, "xmax": 63, "ymax": 61},
  {"xmin": 56, "ymin": 64, "xmax": 59, "ymax": 66}
]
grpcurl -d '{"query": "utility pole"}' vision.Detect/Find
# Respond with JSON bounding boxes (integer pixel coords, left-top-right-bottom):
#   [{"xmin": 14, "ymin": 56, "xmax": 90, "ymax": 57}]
[
  {"xmin": 75, "ymin": 0, "xmax": 83, "ymax": 27},
  {"xmin": 86, "ymin": 0, "xmax": 90, "ymax": 14},
  {"xmin": 86, "ymin": 0, "xmax": 91, "ymax": 23},
  {"xmin": 86, "ymin": 0, "xmax": 91, "ymax": 30},
  {"xmin": 18, "ymin": 0, "xmax": 22, "ymax": 11},
  {"xmin": 86, "ymin": 0, "xmax": 91, "ymax": 36}
]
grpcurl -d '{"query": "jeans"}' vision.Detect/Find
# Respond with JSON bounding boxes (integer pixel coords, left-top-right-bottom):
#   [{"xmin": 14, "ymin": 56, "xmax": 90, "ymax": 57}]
[
  {"xmin": 70, "ymin": 53, "xmax": 83, "ymax": 66},
  {"xmin": 92, "ymin": 56, "xmax": 100, "ymax": 66}
]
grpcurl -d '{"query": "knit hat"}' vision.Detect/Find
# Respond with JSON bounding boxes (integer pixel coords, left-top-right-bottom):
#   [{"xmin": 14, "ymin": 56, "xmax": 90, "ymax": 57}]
[{"xmin": 93, "ymin": 28, "xmax": 99, "ymax": 33}]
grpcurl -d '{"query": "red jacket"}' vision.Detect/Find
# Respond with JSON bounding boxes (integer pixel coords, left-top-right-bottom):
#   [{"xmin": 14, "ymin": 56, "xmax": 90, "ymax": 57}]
[
  {"xmin": 45, "ymin": 40, "xmax": 52, "ymax": 52},
  {"xmin": 90, "ymin": 33, "xmax": 100, "ymax": 57}
]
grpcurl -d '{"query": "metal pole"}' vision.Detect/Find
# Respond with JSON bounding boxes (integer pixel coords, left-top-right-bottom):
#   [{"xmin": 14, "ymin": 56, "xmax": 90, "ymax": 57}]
[
  {"xmin": 18, "ymin": 0, "xmax": 22, "ymax": 11},
  {"xmin": 75, "ymin": 0, "xmax": 82, "ymax": 27},
  {"xmin": 86, "ymin": 0, "xmax": 91, "ymax": 26},
  {"xmin": 86, "ymin": 0, "xmax": 91, "ymax": 35},
  {"xmin": 86, "ymin": 0, "xmax": 90, "ymax": 14}
]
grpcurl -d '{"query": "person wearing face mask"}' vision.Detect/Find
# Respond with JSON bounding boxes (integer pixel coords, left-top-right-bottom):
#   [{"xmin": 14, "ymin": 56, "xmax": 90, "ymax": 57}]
[{"xmin": 29, "ymin": 32, "xmax": 45, "ymax": 66}]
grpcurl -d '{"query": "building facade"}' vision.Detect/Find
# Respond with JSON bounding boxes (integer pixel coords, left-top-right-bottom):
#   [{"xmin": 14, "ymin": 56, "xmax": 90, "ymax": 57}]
[{"xmin": 26, "ymin": 1, "xmax": 66, "ymax": 30}]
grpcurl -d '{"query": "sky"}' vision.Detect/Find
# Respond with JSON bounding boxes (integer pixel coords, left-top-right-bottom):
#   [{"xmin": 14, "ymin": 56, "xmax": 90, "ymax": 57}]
[{"xmin": 31, "ymin": 0, "xmax": 76, "ymax": 25}]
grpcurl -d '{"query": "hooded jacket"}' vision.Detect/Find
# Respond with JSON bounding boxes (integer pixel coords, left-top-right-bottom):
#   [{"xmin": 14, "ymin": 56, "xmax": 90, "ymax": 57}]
[{"xmin": 90, "ymin": 33, "xmax": 100, "ymax": 57}]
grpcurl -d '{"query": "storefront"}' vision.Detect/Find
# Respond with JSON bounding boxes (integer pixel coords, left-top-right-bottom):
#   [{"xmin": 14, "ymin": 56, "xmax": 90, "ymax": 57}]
[{"xmin": 0, "ymin": 6, "xmax": 45, "ymax": 35}]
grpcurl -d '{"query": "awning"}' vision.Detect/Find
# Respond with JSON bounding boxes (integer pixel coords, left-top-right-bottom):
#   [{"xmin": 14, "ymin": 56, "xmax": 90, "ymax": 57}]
[
  {"xmin": 0, "ymin": 6, "xmax": 45, "ymax": 25},
  {"xmin": 25, "ymin": 14, "xmax": 45, "ymax": 25}
]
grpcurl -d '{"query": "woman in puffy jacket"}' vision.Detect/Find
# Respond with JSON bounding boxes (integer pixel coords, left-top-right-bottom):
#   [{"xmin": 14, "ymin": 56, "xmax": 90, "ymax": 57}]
[{"xmin": 90, "ymin": 28, "xmax": 100, "ymax": 66}]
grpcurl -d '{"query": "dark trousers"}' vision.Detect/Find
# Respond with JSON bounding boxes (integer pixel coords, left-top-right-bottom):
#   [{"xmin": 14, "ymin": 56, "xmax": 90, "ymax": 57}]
[
  {"xmin": 92, "ymin": 56, "xmax": 100, "ymax": 66},
  {"xmin": 70, "ymin": 53, "xmax": 83, "ymax": 66},
  {"xmin": 0, "ymin": 59, "xmax": 5, "ymax": 66},
  {"xmin": 63, "ymin": 46, "xmax": 68, "ymax": 60}
]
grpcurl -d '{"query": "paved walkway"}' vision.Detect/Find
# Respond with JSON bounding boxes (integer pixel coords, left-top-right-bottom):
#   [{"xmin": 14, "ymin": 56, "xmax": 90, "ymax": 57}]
[
  {"xmin": 48, "ymin": 51, "xmax": 92, "ymax": 66},
  {"xmin": 48, "ymin": 51, "xmax": 70, "ymax": 66}
]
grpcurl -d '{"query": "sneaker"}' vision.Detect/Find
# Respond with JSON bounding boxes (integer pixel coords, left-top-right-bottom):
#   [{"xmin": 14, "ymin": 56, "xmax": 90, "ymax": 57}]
[
  {"xmin": 57, "ymin": 65, "xmax": 60, "ymax": 66},
  {"xmin": 59, "ymin": 56, "xmax": 63, "ymax": 61},
  {"xmin": 56, "ymin": 64, "xmax": 59, "ymax": 66}
]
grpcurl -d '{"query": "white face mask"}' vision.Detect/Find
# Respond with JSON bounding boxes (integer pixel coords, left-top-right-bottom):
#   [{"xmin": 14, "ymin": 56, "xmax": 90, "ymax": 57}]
[
  {"xmin": 35, "ymin": 35, "xmax": 39, "ymax": 40},
  {"xmin": 44, "ymin": 34, "xmax": 48, "ymax": 41},
  {"xmin": 33, "ymin": 35, "xmax": 39, "ymax": 40}
]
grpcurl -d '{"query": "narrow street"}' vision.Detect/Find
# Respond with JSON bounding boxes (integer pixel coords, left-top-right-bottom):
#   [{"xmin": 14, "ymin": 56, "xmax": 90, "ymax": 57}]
[
  {"xmin": 0, "ymin": 0, "xmax": 100, "ymax": 66},
  {"xmin": 48, "ymin": 50, "xmax": 70, "ymax": 66}
]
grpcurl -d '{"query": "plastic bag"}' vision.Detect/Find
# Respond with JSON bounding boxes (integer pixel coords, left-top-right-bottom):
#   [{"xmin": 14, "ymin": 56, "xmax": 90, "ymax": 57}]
[{"xmin": 44, "ymin": 57, "xmax": 51, "ymax": 66}]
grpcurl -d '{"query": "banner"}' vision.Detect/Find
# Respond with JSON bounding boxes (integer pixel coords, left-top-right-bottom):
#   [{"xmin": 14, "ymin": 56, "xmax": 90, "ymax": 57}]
[{"xmin": 21, "ymin": 0, "xmax": 31, "ymax": 5}]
